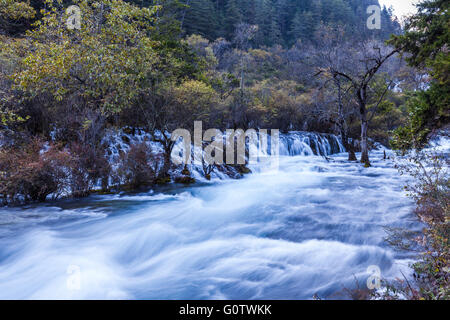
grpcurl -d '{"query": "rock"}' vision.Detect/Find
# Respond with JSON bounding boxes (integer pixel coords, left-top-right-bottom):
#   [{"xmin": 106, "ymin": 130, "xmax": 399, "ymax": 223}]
[
  {"xmin": 175, "ymin": 176, "xmax": 196, "ymax": 184},
  {"xmin": 238, "ymin": 165, "xmax": 252, "ymax": 174},
  {"xmin": 122, "ymin": 127, "xmax": 134, "ymax": 135},
  {"xmin": 121, "ymin": 135, "xmax": 130, "ymax": 144},
  {"xmin": 310, "ymin": 139, "xmax": 318, "ymax": 155},
  {"xmin": 156, "ymin": 176, "xmax": 171, "ymax": 185},
  {"xmin": 181, "ymin": 166, "xmax": 190, "ymax": 176}
]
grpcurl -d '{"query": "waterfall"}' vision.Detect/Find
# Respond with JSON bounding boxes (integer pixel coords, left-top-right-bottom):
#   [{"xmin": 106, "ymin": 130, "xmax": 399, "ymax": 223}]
[
  {"xmin": 103, "ymin": 129, "xmax": 346, "ymax": 163},
  {"xmin": 101, "ymin": 129, "xmax": 346, "ymax": 181},
  {"xmin": 278, "ymin": 132, "xmax": 345, "ymax": 157}
]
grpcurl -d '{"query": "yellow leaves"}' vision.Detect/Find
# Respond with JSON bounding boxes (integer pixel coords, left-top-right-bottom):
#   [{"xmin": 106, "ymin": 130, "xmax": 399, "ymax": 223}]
[
  {"xmin": 170, "ymin": 80, "xmax": 218, "ymax": 119},
  {"xmin": 174, "ymin": 80, "xmax": 216, "ymax": 104},
  {"xmin": 82, "ymin": 119, "xmax": 92, "ymax": 130},
  {"xmin": 0, "ymin": 108, "xmax": 28, "ymax": 126},
  {"xmin": 0, "ymin": 0, "xmax": 35, "ymax": 20},
  {"xmin": 249, "ymin": 49, "xmax": 272, "ymax": 61},
  {"xmin": 183, "ymin": 34, "xmax": 210, "ymax": 48},
  {"xmin": 3, "ymin": 0, "xmax": 167, "ymax": 113}
]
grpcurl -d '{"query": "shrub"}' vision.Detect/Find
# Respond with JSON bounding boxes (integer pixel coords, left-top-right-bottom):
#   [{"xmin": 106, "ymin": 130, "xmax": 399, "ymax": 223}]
[
  {"xmin": 115, "ymin": 142, "xmax": 161, "ymax": 189},
  {"xmin": 0, "ymin": 138, "xmax": 71, "ymax": 204},
  {"xmin": 379, "ymin": 151, "xmax": 449, "ymax": 300},
  {"xmin": 68, "ymin": 143, "xmax": 111, "ymax": 197}
]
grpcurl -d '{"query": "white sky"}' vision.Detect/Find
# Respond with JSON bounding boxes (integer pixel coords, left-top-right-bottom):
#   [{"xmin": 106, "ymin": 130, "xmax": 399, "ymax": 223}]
[{"xmin": 379, "ymin": 0, "xmax": 421, "ymax": 19}]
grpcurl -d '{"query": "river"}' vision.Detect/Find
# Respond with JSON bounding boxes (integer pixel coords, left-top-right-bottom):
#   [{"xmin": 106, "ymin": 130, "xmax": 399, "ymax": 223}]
[{"xmin": 0, "ymin": 135, "xmax": 420, "ymax": 299}]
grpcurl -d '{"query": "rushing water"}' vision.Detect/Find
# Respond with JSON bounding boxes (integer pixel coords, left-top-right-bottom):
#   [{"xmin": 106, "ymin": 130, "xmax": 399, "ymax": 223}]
[{"xmin": 0, "ymin": 133, "xmax": 422, "ymax": 300}]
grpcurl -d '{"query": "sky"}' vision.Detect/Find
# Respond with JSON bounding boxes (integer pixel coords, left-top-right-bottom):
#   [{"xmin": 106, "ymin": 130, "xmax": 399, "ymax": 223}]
[{"xmin": 379, "ymin": 0, "xmax": 420, "ymax": 19}]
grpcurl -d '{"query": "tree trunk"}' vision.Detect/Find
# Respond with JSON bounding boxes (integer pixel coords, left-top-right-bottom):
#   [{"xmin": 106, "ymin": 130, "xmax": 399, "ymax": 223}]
[
  {"xmin": 340, "ymin": 130, "xmax": 357, "ymax": 161},
  {"xmin": 360, "ymin": 114, "xmax": 370, "ymax": 166},
  {"xmin": 159, "ymin": 140, "xmax": 174, "ymax": 179},
  {"xmin": 347, "ymin": 143, "xmax": 357, "ymax": 161},
  {"xmin": 160, "ymin": 150, "xmax": 171, "ymax": 179}
]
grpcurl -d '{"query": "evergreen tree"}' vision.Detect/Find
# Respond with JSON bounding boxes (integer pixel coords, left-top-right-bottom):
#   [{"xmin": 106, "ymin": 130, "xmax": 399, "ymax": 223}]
[
  {"xmin": 390, "ymin": 0, "xmax": 449, "ymax": 150},
  {"xmin": 224, "ymin": 0, "xmax": 243, "ymax": 39},
  {"xmin": 183, "ymin": 0, "xmax": 219, "ymax": 40},
  {"xmin": 174, "ymin": 0, "xmax": 400, "ymax": 47},
  {"xmin": 289, "ymin": 10, "xmax": 315, "ymax": 44}
]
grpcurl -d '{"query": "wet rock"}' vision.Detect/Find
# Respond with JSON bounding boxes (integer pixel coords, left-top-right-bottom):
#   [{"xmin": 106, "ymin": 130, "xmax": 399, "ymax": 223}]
[
  {"xmin": 123, "ymin": 127, "xmax": 134, "ymax": 136},
  {"xmin": 175, "ymin": 176, "xmax": 196, "ymax": 184},
  {"xmin": 156, "ymin": 176, "xmax": 171, "ymax": 185},
  {"xmin": 237, "ymin": 165, "xmax": 252, "ymax": 174},
  {"xmin": 121, "ymin": 135, "xmax": 131, "ymax": 144},
  {"xmin": 181, "ymin": 166, "xmax": 190, "ymax": 176}
]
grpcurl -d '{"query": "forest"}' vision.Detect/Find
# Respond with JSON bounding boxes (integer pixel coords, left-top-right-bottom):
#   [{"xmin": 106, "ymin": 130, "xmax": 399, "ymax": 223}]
[{"xmin": 0, "ymin": 0, "xmax": 448, "ymax": 300}]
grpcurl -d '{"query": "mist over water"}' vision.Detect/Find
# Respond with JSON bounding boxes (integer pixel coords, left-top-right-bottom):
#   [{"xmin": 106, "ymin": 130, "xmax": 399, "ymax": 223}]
[{"xmin": 0, "ymin": 137, "xmax": 419, "ymax": 299}]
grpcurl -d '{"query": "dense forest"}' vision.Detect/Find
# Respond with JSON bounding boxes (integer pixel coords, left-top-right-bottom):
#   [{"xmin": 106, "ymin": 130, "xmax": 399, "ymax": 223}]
[
  {"xmin": 0, "ymin": 0, "xmax": 448, "ymax": 300},
  {"xmin": 2, "ymin": 0, "xmax": 401, "ymax": 42},
  {"xmin": 180, "ymin": 0, "xmax": 401, "ymax": 45}
]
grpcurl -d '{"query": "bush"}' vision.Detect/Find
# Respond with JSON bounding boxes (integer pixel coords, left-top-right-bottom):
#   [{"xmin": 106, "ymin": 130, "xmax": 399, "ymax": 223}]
[
  {"xmin": 0, "ymin": 138, "xmax": 71, "ymax": 204},
  {"xmin": 379, "ymin": 151, "xmax": 449, "ymax": 300},
  {"xmin": 115, "ymin": 142, "xmax": 161, "ymax": 189},
  {"xmin": 68, "ymin": 143, "xmax": 111, "ymax": 197}
]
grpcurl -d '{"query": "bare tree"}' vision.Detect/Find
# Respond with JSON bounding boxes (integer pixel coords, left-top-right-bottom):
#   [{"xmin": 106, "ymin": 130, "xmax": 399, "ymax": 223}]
[
  {"xmin": 313, "ymin": 74, "xmax": 359, "ymax": 161},
  {"xmin": 312, "ymin": 26, "xmax": 399, "ymax": 166},
  {"xmin": 231, "ymin": 23, "xmax": 258, "ymax": 128}
]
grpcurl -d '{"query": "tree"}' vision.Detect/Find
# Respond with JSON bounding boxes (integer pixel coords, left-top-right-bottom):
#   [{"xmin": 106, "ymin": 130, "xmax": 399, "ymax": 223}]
[
  {"xmin": 138, "ymin": 80, "xmax": 218, "ymax": 178},
  {"xmin": 12, "ymin": 0, "xmax": 163, "ymax": 113},
  {"xmin": 224, "ymin": 0, "xmax": 242, "ymax": 39},
  {"xmin": 229, "ymin": 23, "xmax": 258, "ymax": 128},
  {"xmin": 0, "ymin": 0, "xmax": 36, "ymax": 35},
  {"xmin": 389, "ymin": 0, "xmax": 450, "ymax": 151},
  {"xmin": 312, "ymin": 26, "xmax": 398, "ymax": 166},
  {"xmin": 182, "ymin": 0, "xmax": 218, "ymax": 40},
  {"xmin": 314, "ymin": 72, "xmax": 359, "ymax": 160},
  {"xmin": 289, "ymin": 10, "xmax": 315, "ymax": 44}
]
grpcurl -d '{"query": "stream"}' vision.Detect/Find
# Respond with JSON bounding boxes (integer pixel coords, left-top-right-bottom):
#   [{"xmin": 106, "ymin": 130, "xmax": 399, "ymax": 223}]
[{"xmin": 0, "ymin": 134, "xmax": 422, "ymax": 299}]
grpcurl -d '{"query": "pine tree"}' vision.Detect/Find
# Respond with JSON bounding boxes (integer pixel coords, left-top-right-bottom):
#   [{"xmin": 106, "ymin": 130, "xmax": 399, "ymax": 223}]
[
  {"xmin": 224, "ymin": 0, "xmax": 243, "ymax": 39},
  {"xmin": 176, "ymin": 0, "xmax": 397, "ymax": 46},
  {"xmin": 183, "ymin": 0, "xmax": 218, "ymax": 40},
  {"xmin": 289, "ymin": 10, "xmax": 315, "ymax": 44}
]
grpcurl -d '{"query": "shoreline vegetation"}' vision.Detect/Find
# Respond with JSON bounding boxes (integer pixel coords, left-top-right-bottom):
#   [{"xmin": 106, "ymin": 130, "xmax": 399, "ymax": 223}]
[
  {"xmin": 384, "ymin": 149, "xmax": 449, "ymax": 300},
  {"xmin": 0, "ymin": 128, "xmax": 347, "ymax": 206},
  {"xmin": 0, "ymin": 0, "xmax": 448, "ymax": 299}
]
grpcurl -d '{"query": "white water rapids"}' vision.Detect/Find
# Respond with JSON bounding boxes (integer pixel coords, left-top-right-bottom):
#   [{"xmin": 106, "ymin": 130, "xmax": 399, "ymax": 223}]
[{"xmin": 0, "ymin": 134, "xmax": 422, "ymax": 299}]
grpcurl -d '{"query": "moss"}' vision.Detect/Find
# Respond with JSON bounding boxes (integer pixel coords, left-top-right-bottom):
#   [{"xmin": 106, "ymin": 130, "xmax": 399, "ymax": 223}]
[
  {"xmin": 181, "ymin": 166, "xmax": 190, "ymax": 176},
  {"xmin": 156, "ymin": 176, "xmax": 171, "ymax": 185},
  {"xmin": 175, "ymin": 176, "xmax": 196, "ymax": 184},
  {"xmin": 92, "ymin": 189, "xmax": 116, "ymax": 195},
  {"xmin": 238, "ymin": 165, "xmax": 252, "ymax": 174},
  {"xmin": 122, "ymin": 127, "xmax": 134, "ymax": 135}
]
